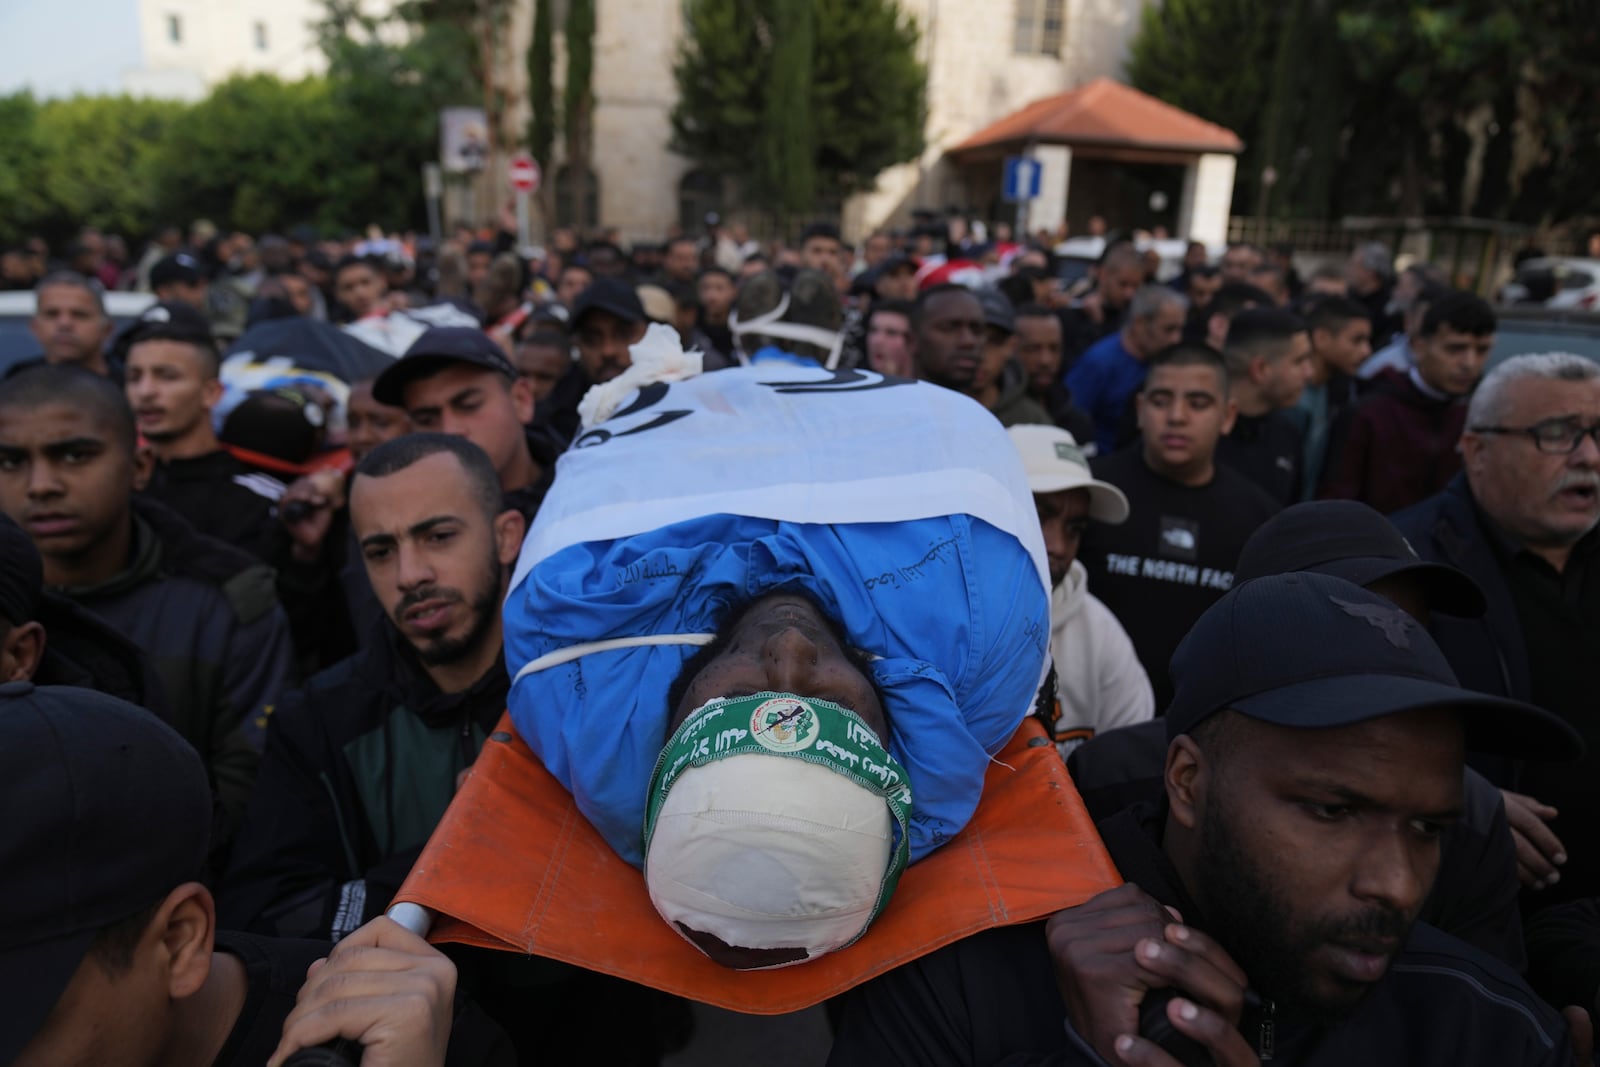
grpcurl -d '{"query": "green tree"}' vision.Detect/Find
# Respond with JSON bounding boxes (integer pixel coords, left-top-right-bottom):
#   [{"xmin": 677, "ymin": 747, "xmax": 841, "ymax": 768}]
[
  {"xmin": 759, "ymin": 0, "xmax": 815, "ymax": 219},
  {"xmin": 0, "ymin": 93, "xmax": 185, "ymax": 243},
  {"xmin": 314, "ymin": 0, "xmax": 481, "ymax": 230},
  {"xmin": 1125, "ymin": 0, "xmax": 1276, "ymax": 215},
  {"xmin": 528, "ymin": 0, "xmax": 556, "ymax": 167},
  {"xmin": 1128, "ymin": 0, "xmax": 1600, "ymax": 224},
  {"xmin": 1336, "ymin": 1, "xmax": 1600, "ymax": 221},
  {"xmin": 146, "ymin": 75, "xmax": 338, "ymax": 233},
  {"xmin": 405, "ymin": 0, "xmax": 518, "ymax": 148},
  {"xmin": 671, "ymin": 0, "xmax": 926, "ymax": 226},
  {"xmin": 563, "ymin": 0, "xmax": 596, "ymax": 175},
  {"xmin": 0, "ymin": 94, "xmax": 49, "ymax": 242}
]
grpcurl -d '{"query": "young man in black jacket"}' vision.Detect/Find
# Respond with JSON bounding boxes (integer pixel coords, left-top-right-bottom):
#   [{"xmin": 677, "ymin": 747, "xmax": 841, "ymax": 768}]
[
  {"xmin": 221, "ymin": 434, "xmax": 524, "ymax": 943},
  {"xmin": 1079, "ymin": 343, "xmax": 1279, "ymax": 707},
  {"xmin": 0, "ymin": 365, "xmax": 294, "ymax": 839},
  {"xmin": 828, "ymin": 574, "xmax": 1582, "ymax": 1066},
  {"xmin": 124, "ymin": 301, "xmax": 286, "ymax": 562},
  {"xmin": 1215, "ymin": 307, "xmax": 1313, "ymax": 505}
]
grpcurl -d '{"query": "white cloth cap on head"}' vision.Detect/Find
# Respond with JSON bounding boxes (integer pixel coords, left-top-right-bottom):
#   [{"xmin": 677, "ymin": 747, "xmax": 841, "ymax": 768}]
[
  {"xmin": 1007, "ymin": 423, "xmax": 1130, "ymax": 524},
  {"xmin": 644, "ymin": 753, "xmax": 894, "ymax": 966}
]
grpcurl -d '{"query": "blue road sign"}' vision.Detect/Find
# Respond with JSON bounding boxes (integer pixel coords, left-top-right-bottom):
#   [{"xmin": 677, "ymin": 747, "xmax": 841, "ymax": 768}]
[{"xmin": 1003, "ymin": 156, "xmax": 1042, "ymax": 202}]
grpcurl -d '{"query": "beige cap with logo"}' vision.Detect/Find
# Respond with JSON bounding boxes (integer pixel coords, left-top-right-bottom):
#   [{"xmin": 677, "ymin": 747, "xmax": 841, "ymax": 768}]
[{"xmin": 1007, "ymin": 424, "xmax": 1130, "ymax": 524}]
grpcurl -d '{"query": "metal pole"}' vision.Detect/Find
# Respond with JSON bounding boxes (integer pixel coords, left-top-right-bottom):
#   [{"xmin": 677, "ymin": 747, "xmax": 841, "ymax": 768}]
[
  {"xmin": 423, "ymin": 163, "xmax": 443, "ymax": 245},
  {"xmin": 515, "ymin": 189, "xmax": 531, "ymax": 251}
]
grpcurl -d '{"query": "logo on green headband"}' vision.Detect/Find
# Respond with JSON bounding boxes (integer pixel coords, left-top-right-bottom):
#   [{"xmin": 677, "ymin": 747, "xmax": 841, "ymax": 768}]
[
  {"xmin": 750, "ymin": 696, "xmax": 819, "ymax": 753},
  {"xmin": 642, "ymin": 692, "xmax": 914, "ymax": 947}
]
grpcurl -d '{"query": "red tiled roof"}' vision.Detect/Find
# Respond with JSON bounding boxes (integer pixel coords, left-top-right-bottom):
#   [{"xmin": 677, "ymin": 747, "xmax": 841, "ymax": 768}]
[{"xmin": 952, "ymin": 77, "xmax": 1243, "ymax": 156}]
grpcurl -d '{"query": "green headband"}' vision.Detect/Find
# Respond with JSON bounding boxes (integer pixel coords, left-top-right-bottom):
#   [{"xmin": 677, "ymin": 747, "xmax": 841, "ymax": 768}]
[{"xmin": 643, "ymin": 692, "xmax": 913, "ymax": 936}]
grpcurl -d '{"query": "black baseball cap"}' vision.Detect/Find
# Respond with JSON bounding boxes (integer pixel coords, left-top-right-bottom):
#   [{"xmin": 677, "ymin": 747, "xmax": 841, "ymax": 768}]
[
  {"xmin": 220, "ymin": 387, "xmax": 325, "ymax": 465},
  {"xmin": 372, "ymin": 326, "xmax": 518, "ymax": 406},
  {"xmin": 976, "ymin": 287, "xmax": 1015, "ymax": 335},
  {"xmin": 570, "ymin": 277, "xmax": 647, "ymax": 329},
  {"xmin": 120, "ymin": 300, "xmax": 215, "ymax": 349},
  {"xmin": 0, "ymin": 682, "xmax": 211, "ymax": 1063},
  {"xmin": 0, "ymin": 511, "xmax": 42, "ymax": 627},
  {"xmin": 149, "ymin": 252, "xmax": 204, "ymax": 289},
  {"xmin": 1165, "ymin": 572, "xmax": 1582, "ymax": 762},
  {"xmin": 1235, "ymin": 500, "xmax": 1486, "ymax": 618}
]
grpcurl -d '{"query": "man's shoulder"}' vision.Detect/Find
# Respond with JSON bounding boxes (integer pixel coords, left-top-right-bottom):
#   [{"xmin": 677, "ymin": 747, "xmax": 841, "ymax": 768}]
[
  {"xmin": 1076, "ymin": 331, "xmax": 1125, "ymax": 367},
  {"xmin": 1089, "ymin": 447, "xmax": 1143, "ymax": 483},
  {"xmin": 277, "ymin": 644, "xmax": 394, "ymax": 729},
  {"xmin": 1209, "ymin": 463, "xmax": 1282, "ymax": 518},
  {"xmin": 1262, "ymin": 407, "xmax": 1305, "ymax": 441},
  {"xmin": 1390, "ymin": 478, "xmax": 1473, "ymax": 551},
  {"xmin": 211, "ymin": 931, "xmax": 334, "ymax": 1067},
  {"xmin": 134, "ymin": 496, "xmax": 282, "ymax": 620},
  {"xmin": 1379, "ymin": 923, "xmax": 1568, "ymax": 1055},
  {"xmin": 1088, "ymin": 331, "xmax": 1132, "ymax": 360}
]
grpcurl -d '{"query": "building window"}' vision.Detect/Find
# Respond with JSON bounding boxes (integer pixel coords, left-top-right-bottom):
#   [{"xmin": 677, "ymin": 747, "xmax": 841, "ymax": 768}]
[
  {"xmin": 678, "ymin": 170, "xmax": 722, "ymax": 234},
  {"xmin": 1013, "ymin": 0, "xmax": 1064, "ymax": 56},
  {"xmin": 253, "ymin": 21, "xmax": 269, "ymax": 51},
  {"xmin": 554, "ymin": 164, "xmax": 600, "ymax": 229},
  {"xmin": 167, "ymin": 13, "xmax": 182, "ymax": 43}
]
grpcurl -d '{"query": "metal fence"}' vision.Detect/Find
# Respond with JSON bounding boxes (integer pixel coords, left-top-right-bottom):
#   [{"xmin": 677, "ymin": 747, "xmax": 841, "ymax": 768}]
[{"xmin": 1228, "ymin": 216, "xmax": 1551, "ymax": 294}]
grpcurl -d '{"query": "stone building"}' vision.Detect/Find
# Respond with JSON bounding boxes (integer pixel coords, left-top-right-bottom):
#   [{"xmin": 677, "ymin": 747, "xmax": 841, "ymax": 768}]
[
  {"xmin": 501, "ymin": 0, "xmax": 1202, "ymax": 242},
  {"xmin": 1, "ymin": 0, "xmax": 396, "ymax": 101}
]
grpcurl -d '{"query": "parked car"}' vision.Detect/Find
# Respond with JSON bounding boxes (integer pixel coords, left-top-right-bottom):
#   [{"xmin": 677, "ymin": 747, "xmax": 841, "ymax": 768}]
[
  {"xmin": 1498, "ymin": 256, "xmax": 1600, "ymax": 311},
  {"xmin": 0, "ymin": 290, "xmax": 156, "ymax": 376},
  {"xmin": 1052, "ymin": 235, "xmax": 1223, "ymax": 289},
  {"xmin": 1488, "ymin": 306, "xmax": 1600, "ymax": 370}
]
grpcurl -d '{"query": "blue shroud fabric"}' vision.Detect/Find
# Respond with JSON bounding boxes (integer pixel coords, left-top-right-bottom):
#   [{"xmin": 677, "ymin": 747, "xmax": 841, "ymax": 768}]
[{"xmin": 506, "ymin": 512, "xmax": 1047, "ymax": 867}]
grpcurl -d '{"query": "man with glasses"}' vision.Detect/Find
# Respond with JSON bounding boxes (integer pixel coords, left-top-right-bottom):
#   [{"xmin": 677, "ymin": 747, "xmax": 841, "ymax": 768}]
[{"xmin": 1394, "ymin": 352, "xmax": 1600, "ymax": 910}]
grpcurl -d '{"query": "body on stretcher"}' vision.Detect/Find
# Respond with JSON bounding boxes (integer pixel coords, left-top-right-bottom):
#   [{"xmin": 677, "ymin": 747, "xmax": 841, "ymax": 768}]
[
  {"xmin": 424, "ymin": 355, "xmax": 1109, "ymax": 985},
  {"xmin": 392, "ymin": 711, "xmax": 1121, "ymax": 1013}
]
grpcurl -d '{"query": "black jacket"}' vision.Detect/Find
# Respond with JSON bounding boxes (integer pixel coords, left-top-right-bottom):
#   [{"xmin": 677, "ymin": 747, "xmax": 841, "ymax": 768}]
[
  {"xmin": 218, "ymin": 620, "xmax": 509, "ymax": 942},
  {"xmin": 1066, "ymin": 720, "xmax": 1527, "ymax": 971},
  {"xmin": 31, "ymin": 589, "xmax": 169, "ymax": 714},
  {"xmin": 1526, "ymin": 897, "xmax": 1600, "ymax": 1018},
  {"xmin": 1391, "ymin": 475, "xmax": 1530, "ymax": 704},
  {"xmin": 827, "ymin": 802, "xmax": 1569, "ymax": 1066},
  {"xmin": 54, "ymin": 498, "xmax": 294, "ymax": 839},
  {"xmin": 140, "ymin": 449, "xmax": 287, "ymax": 563},
  {"xmin": 1391, "ymin": 476, "xmax": 1530, "ymax": 790}
]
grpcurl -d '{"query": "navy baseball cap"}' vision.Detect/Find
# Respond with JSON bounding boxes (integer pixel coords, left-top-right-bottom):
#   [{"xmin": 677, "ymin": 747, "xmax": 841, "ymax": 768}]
[
  {"xmin": 570, "ymin": 277, "xmax": 647, "ymax": 329},
  {"xmin": 1235, "ymin": 500, "xmax": 1486, "ymax": 618},
  {"xmin": 372, "ymin": 326, "xmax": 517, "ymax": 406},
  {"xmin": 1165, "ymin": 572, "xmax": 1581, "ymax": 762},
  {"xmin": 0, "ymin": 682, "xmax": 211, "ymax": 1064}
]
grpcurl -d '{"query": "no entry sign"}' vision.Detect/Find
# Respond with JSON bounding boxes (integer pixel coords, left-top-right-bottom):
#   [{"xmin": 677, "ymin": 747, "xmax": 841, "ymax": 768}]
[{"xmin": 509, "ymin": 153, "xmax": 541, "ymax": 193}]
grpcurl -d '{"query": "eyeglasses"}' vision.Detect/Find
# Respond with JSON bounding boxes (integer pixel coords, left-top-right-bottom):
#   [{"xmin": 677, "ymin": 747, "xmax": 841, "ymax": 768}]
[{"xmin": 1470, "ymin": 417, "xmax": 1600, "ymax": 455}]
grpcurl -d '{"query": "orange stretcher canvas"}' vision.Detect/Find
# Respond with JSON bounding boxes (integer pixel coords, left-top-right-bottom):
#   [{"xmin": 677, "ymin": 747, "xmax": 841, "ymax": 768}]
[{"xmin": 394, "ymin": 712, "xmax": 1122, "ymax": 1015}]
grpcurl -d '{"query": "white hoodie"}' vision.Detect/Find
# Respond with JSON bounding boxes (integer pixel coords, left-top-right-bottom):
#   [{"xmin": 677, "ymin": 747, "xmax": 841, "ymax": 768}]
[{"xmin": 1050, "ymin": 560, "xmax": 1155, "ymax": 758}]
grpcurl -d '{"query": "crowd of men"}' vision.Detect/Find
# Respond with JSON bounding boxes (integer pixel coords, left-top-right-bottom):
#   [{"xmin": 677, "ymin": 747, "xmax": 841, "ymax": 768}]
[{"xmin": 4, "ymin": 210, "xmax": 1600, "ymax": 1066}]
